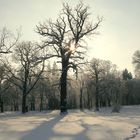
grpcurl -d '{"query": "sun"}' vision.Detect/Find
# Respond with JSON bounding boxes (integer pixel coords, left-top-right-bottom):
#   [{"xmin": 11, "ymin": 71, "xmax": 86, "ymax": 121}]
[
  {"xmin": 70, "ymin": 44, "xmax": 75, "ymax": 52},
  {"xmin": 69, "ymin": 40, "xmax": 76, "ymax": 53}
]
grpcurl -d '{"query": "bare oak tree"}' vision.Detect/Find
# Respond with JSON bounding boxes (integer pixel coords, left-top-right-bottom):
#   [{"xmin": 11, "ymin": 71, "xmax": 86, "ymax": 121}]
[{"xmin": 36, "ymin": 2, "xmax": 102, "ymax": 113}]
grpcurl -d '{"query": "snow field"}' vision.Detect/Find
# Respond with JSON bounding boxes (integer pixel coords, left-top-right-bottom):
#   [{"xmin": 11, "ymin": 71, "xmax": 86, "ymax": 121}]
[{"xmin": 0, "ymin": 106, "xmax": 140, "ymax": 140}]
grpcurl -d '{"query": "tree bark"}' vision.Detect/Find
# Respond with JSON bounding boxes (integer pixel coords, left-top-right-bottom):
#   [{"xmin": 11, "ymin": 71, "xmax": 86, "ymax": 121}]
[
  {"xmin": 0, "ymin": 94, "xmax": 4, "ymax": 113},
  {"xmin": 22, "ymin": 94, "xmax": 27, "ymax": 113},
  {"xmin": 95, "ymin": 73, "xmax": 99, "ymax": 111},
  {"xmin": 40, "ymin": 94, "xmax": 43, "ymax": 111},
  {"xmin": 22, "ymin": 70, "xmax": 28, "ymax": 113},
  {"xmin": 60, "ymin": 61, "xmax": 68, "ymax": 113},
  {"xmin": 87, "ymin": 91, "xmax": 91, "ymax": 109},
  {"xmin": 80, "ymin": 88, "xmax": 83, "ymax": 110},
  {"xmin": 107, "ymin": 98, "xmax": 111, "ymax": 107},
  {"xmin": 95, "ymin": 85, "xmax": 99, "ymax": 111},
  {"xmin": 0, "ymin": 100, "xmax": 4, "ymax": 113}
]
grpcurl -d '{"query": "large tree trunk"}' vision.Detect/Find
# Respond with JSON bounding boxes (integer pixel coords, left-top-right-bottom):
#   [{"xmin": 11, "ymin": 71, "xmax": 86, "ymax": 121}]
[
  {"xmin": 107, "ymin": 98, "xmax": 111, "ymax": 107},
  {"xmin": 95, "ymin": 85, "xmax": 99, "ymax": 111},
  {"xmin": 14, "ymin": 103, "xmax": 19, "ymax": 111},
  {"xmin": 95, "ymin": 72, "xmax": 99, "ymax": 111},
  {"xmin": 60, "ymin": 61, "xmax": 68, "ymax": 113},
  {"xmin": 80, "ymin": 88, "xmax": 83, "ymax": 110},
  {"xmin": 87, "ymin": 90, "xmax": 91, "ymax": 109},
  {"xmin": 0, "ymin": 94, "xmax": 4, "ymax": 113},
  {"xmin": 22, "ymin": 76, "xmax": 28, "ymax": 113},
  {"xmin": 13, "ymin": 100, "xmax": 16, "ymax": 111},
  {"xmin": 14, "ymin": 92, "xmax": 19, "ymax": 111},
  {"xmin": 0, "ymin": 100, "xmax": 4, "ymax": 113},
  {"xmin": 30, "ymin": 95, "xmax": 35, "ymax": 111},
  {"xmin": 22, "ymin": 94, "xmax": 27, "ymax": 113},
  {"xmin": 40, "ymin": 94, "xmax": 43, "ymax": 111}
]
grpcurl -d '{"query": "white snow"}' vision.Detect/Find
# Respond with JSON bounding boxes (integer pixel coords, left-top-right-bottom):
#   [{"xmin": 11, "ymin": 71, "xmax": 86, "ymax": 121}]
[{"xmin": 0, "ymin": 106, "xmax": 140, "ymax": 140}]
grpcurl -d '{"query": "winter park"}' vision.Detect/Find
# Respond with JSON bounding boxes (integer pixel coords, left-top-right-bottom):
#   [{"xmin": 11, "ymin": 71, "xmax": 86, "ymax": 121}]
[{"xmin": 0, "ymin": 0, "xmax": 140, "ymax": 140}]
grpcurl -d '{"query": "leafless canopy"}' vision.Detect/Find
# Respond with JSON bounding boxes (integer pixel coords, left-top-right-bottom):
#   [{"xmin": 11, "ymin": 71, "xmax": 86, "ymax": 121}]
[
  {"xmin": 36, "ymin": 2, "xmax": 102, "ymax": 72},
  {"xmin": 4, "ymin": 42, "xmax": 45, "ymax": 95}
]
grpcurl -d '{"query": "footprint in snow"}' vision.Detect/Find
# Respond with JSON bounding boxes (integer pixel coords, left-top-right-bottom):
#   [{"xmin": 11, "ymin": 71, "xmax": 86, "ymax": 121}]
[{"xmin": 123, "ymin": 126, "xmax": 140, "ymax": 140}]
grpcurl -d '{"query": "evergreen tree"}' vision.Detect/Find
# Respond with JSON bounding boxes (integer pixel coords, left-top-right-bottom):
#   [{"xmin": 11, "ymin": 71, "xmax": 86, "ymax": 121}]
[{"xmin": 122, "ymin": 69, "xmax": 132, "ymax": 80}]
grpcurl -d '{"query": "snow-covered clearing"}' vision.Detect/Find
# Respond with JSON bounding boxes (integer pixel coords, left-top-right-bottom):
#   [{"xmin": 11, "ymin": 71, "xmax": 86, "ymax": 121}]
[{"xmin": 0, "ymin": 106, "xmax": 140, "ymax": 140}]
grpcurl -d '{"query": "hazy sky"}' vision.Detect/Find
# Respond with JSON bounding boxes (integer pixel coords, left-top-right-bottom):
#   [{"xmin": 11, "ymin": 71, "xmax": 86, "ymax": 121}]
[{"xmin": 0, "ymin": 0, "xmax": 140, "ymax": 73}]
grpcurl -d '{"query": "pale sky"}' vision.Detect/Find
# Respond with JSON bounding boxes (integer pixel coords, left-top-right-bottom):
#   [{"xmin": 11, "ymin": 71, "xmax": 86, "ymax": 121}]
[{"xmin": 0, "ymin": 0, "xmax": 140, "ymax": 73}]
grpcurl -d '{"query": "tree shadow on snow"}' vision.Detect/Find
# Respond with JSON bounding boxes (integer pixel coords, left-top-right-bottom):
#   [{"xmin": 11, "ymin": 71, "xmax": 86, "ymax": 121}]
[
  {"xmin": 19, "ymin": 113, "xmax": 94, "ymax": 140},
  {"xmin": 20, "ymin": 114, "xmax": 66, "ymax": 140},
  {"xmin": 20, "ymin": 112, "xmax": 117, "ymax": 140}
]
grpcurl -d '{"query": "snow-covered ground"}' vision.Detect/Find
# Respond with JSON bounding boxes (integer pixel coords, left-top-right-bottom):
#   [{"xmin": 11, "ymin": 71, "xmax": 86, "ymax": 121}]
[{"xmin": 0, "ymin": 106, "xmax": 140, "ymax": 140}]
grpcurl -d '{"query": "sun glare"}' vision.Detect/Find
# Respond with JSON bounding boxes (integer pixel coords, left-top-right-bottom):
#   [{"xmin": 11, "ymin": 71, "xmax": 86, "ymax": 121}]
[{"xmin": 69, "ymin": 41, "xmax": 76, "ymax": 53}]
